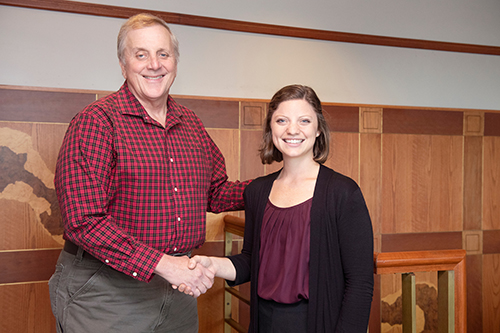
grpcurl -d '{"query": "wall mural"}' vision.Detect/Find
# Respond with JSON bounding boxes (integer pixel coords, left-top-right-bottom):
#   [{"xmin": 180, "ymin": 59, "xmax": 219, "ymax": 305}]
[{"xmin": 0, "ymin": 127, "xmax": 63, "ymax": 244}]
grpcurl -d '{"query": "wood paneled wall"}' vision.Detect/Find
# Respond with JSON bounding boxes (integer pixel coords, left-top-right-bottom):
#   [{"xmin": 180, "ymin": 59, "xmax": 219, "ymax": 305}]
[{"xmin": 1, "ymin": 85, "xmax": 499, "ymax": 332}]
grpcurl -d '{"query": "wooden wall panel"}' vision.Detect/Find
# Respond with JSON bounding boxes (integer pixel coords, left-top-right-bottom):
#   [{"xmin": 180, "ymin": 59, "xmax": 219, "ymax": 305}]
[
  {"xmin": 360, "ymin": 133, "xmax": 382, "ymax": 243},
  {"xmin": 176, "ymin": 98, "xmax": 240, "ymax": 129},
  {"xmin": 206, "ymin": 129, "xmax": 240, "ymax": 181},
  {"xmin": 240, "ymin": 130, "xmax": 264, "ymax": 180},
  {"xmin": 466, "ymin": 255, "xmax": 483, "ymax": 332},
  {"xmin": 0, "ymin": 88, "xmax": 96, "ymax": 123},
  {"xmin": 483, "ymin": 230, "xmax": 500, "ymax": 254},
  {"xmin": 240, "ymin": 101, "xmax": 266, "ymax": 130},
  {"xmin": 463, "ymin": 136, "xmax": 483, "ymax": 230},
  {"xmin": 2, "ymin": 86, "xmax": 500, "ymax": 332},
  {"xmin": 381, "ymin": 232, "xmax": 463, "ymax": 252},
  {"xmin": 383, "ymin": 109, "xmax": 463, "ymax": 135},
  {"xmin": 484, "ymin": 112, "xmax": 500, "ymax": 136},
  {"xmin": 0, "ymin": 282, "xmax": 56, "ymax": 333},
  {"xmin": 0, "ymin": 249, "xmax": 61, "ymax": 284},
  {"xmin": 482, "ymin": 254, "xmax": 500, "ymax": 332},
  {"xmin": 381, "ymin": 134, "xmax": 463, "ymax": 233},
  {"xmin": 325, "ymin": 132, "xmax": 359, "ymax": 182},
  {"xmin": 483, "ymin": 137, "xmax": 500, "ymax": 230},
  {"xmin": 192, "ymin": 241, "xmax": 225, "ymax": 333},
  {"xmin": 323, "ymin": 105, "xmax": 359, "ymax": 133}
]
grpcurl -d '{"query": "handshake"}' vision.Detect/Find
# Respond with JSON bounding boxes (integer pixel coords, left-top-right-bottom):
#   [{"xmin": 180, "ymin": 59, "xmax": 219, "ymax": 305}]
[{"xmin": 154, "ymin": 254, "xmax": 236, "ymax": 298}]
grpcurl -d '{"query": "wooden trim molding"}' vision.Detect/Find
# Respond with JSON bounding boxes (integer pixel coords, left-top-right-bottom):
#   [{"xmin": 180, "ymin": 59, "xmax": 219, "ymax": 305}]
[{"xmin": 2, "ymin": 0, "xmax": 500, "ymax": 56}]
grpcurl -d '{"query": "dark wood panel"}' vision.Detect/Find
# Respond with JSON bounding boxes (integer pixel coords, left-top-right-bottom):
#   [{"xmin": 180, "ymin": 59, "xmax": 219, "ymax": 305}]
[
  {"xmin": 0, "ymin": 249, "xmax": 61, "ymax": 284},
  {"xmin": 383, "ymin": 108, "xmax": 463, "ymax": 135},
  {"xmin": 466, "ymin": 255, "xmax": 483, "ymax": 333},
  {"xmin": 463, "ymin": 136, "xmax": 483, "ymax": 230},
  {"xmin": 323, "ymin": 105, "xmax": 359, "ymax": 133},
  {"xmin": 483, "ymin": 230, "xmax": 500, "ymax": 254},
  {"xmin": 175, "ymin": 98, "xmax": 239, "ymax": 129},
  {"xmin": 2, "ymin": 0, "xmax": 500, "ymax": 56},
  {"xmin": 0, "ymin": 89, "xmax": 95, "ymax": 123},
  {"xmin": 484, "ymin": 112, "xmax": 500, "ymax": 136},
  {"xmin": 381, "ymin": 232, "xmax": 463, "ymax": 252}
]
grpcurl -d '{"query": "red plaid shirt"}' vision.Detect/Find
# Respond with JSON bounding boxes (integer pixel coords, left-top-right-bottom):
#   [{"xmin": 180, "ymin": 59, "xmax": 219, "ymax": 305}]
[{"xmin": 55, "ymin": 82, "xmax": 249, "ymax": 282}]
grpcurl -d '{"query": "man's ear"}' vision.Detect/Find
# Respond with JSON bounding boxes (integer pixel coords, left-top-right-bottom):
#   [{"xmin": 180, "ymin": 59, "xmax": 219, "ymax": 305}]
[{"xmin": 119, "ymin": 61, "xmax": 127, "ymax": 79}]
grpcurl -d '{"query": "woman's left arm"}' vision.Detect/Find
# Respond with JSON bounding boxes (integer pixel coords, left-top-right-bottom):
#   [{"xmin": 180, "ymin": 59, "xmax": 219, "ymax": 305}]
[{"xmin": 336, "ymin": 187, "xmax": 374, "ymax": 331}]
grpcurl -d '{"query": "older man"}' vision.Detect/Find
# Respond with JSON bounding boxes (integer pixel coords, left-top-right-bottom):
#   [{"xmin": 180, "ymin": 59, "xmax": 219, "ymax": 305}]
[{"xmin": 49, "ymin": 13, "xmax": 249, "ymax": 333}]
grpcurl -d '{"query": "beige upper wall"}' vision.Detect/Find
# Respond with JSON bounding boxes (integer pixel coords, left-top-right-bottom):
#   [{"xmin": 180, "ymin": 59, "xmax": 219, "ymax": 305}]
[
  {"xmin": 70, "ymin": 0, "xmax": 500, "ymax": 46},
  {"xmin": 1, "ymin": 2, "xmax": 500, "ymax": 110}
]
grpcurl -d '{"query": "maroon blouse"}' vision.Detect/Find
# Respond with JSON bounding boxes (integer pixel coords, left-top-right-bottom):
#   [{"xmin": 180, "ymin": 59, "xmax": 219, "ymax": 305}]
[{"xmin": 258, "ymin": 198, "xmax": 312, "ymax": 303}]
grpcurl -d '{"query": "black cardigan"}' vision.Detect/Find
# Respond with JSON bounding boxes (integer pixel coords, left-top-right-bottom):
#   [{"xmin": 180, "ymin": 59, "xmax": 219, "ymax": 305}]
[{"xmin": 228, "ymin": 165, "xmax": 374, "ymax": 332}]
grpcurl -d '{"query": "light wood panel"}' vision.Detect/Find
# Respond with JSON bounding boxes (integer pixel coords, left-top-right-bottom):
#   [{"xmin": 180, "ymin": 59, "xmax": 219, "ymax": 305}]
[
  {"xmin": 381, "ymin": 134, "xmax": 463, "ymax": 234},
  {"xmin": 360, "ymin": 133, "xmax": 382, "ymax": 242},
  {"xmin": 240, "ymin": 130, "xmax": 264, "ymax": 181},
  {"xmin": 0, "ymin": 282, "xmax": 56, "ymax": 333},
  {"xmin": 482, "ymin": 254, "xmax": 500, "ymax": 332},
  {"xmin": 483, "ymin": 137, "xmax": 500, "ymax": 230},
  {"xmin": 325, "ymin": 132, "xmax": 359, "ymax": 182}
]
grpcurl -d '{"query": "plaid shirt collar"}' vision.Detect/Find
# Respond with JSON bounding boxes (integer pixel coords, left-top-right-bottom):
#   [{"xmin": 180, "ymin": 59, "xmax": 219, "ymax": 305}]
[{"xmin": 117, "ymin": 81, "xmax": 183, "ymax": 129}]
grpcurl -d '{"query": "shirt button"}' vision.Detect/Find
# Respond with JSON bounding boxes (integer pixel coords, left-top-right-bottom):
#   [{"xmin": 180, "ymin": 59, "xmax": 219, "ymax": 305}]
[
  {"xmin": 174, "ymin": 247, "xmax": 178, "ymax": 252},
  {"xmin": 132, "ymin": 272, "xmax": 138, "ymax": 277},
  {"xmin": 177, "ymin": 217, "xmax": 181, "ymax": 221},
  {"xmin": 174, "ymin": 187, "xmax": 178, "ymax": 192},
  {"xmin": 105, "ymin": 259, "xmax": 109, "ymax": 264},
  {"xmin": 170, "ymin": 158, "xmax": 174, "ymax": 162}
]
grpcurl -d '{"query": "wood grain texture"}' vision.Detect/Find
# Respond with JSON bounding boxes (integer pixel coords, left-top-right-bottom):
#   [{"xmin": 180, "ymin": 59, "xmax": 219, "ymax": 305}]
[
  {"xmin": 381, "ymin": 134, "xmax": 463, "ymax": 233},
  {"xmin": 466, "ymin": 255, "xmax": 483, "ymax": 333},
  {"xmin": 463, "ymin": 136, "xmax": 483, "ymax": 230},
  {"xmin": 176, "ymin": 98, "xmax": 240, "ymax": 129},
  {"xmin": 0, "ymin": 88, "xmax": 96, "ymax": 123},
  {"xmin": 483, "ymin": 137, "xmax": 500, "ymax": 230},
  {"xmin": 463, "ymin": 111, "xmax": 484, "ymax": 136},
  {"xmin": 382, "ymin": 232, "xmax": 463, "ymax": 252},
  {"xmin": 484, "ymin": 112, "xmax": 500, "ymax": 136},
  {"xmin": 0, "ymin": 249, "xmax": 61, "ymax": 284},
  {"xmin": 322, "ymin": 105, "xmax": 359, "ymax": 133},
  {"xmin": 325, "ymin": 132, "xmax": 359, "ymax": 182},
  {"xmin": 192, "ymin": 241, "xmax": 225, "ymax": 333},
  {"xmin": 483, "ymin": 254, "xmax": 500, "ymax": 332},
  {"xmin": 0, "ymin": 282, "xmax": 56, "ymax": 333},
  {"xmin": 360, "ymin": 133, "xmax": 382, "ymax": 238},
  {"xmin": 241, "ymin": 102, "xmax": 266, "ymax": 130},
  {"xmin": 240, "ymin": 130, "xmax": 265, "ymax": 181},
  {"xmin": 383, "ymin": 109, "xmax": 463, "ymax": 135},
  {"xmin": 2, "ymin": 84, "xmax": 500, "ymax": 332},
  {"xmin": 360, "ymin": 108, "xmax": 382, "ymax": 134},
  {"xmin": 483, "ymin": 230, "xmax": 500, "ymax": 254}
]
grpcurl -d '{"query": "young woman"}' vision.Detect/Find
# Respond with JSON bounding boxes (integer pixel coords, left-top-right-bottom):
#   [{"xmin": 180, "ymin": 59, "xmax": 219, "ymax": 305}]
[{"xmin": 189, "ymin": 85, "xmax": 374, "ymax": 332}]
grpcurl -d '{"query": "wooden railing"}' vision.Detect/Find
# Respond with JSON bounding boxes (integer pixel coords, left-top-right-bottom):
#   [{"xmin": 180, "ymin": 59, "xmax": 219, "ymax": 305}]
[{"xmin": 223, "ymin": 215, "xmax": 467, "ymax": 333}]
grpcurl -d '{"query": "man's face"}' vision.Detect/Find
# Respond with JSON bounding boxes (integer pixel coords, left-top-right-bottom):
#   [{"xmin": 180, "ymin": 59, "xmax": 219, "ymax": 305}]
[{"xmin": 120, "ymin": 25, "xmax": 177, "ymax": 107}]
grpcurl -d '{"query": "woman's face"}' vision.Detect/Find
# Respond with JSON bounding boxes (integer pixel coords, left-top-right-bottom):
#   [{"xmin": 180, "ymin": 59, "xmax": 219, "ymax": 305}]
[{"xmin": 270, "ymin": 99, "xmax": 320, "ymax": 161}]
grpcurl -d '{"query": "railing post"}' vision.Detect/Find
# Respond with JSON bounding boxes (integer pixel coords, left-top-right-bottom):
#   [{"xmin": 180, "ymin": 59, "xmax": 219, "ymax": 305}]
[
  {"xmin": 402, "ymin": 273, "xmax": 416, "ymax": 333},
  {"xmin": 438, "ymin": 270, "xmax": 454, "ymax": 333}
]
